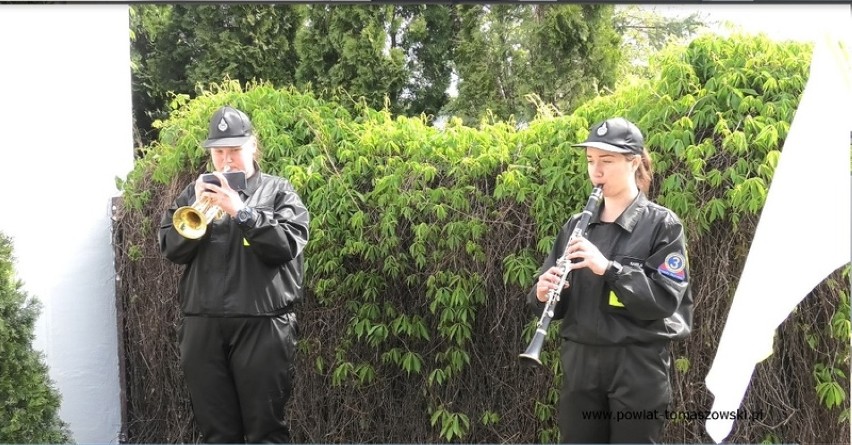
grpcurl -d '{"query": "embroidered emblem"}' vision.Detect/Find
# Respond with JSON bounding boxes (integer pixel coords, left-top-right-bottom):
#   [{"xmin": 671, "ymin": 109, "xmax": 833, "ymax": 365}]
[
  {"xmin": 658, "ymin": 252, "xmax": 686, "ymax": 282},
  {"xmin": 218, "ymin": 117, "xmax": 228, "ymax": 132},
  {"xmin": 596, "ymin": 122, "xmax": 608, "ymax": 136}
]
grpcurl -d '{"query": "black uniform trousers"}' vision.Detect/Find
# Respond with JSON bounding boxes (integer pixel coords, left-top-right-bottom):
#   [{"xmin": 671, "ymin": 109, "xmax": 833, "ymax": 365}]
[
  {"xmin": 559, "ymin": 340, "xmax": 671, "ymax": 444},
  {"xmin": 179, "ymin": 313, "xmax": 297, "ymax": 443}
]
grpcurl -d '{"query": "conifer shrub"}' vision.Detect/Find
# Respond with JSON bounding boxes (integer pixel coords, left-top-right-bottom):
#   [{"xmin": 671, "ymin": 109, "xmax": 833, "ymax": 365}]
[{"xmin": 0, "ymin": 232, "xmax": 72, "ymax": 443}]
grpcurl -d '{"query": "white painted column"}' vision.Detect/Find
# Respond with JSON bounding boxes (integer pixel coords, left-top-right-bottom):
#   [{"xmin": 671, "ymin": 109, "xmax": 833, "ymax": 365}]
[{"xmin": 0, "ymin": 5, "xmax": 132, "ymax": 443}]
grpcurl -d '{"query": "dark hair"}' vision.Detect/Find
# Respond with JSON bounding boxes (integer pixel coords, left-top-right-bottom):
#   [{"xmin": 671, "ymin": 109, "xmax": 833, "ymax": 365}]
[{"xmin": 627, "ymin": 148, "xmax": 653, "ymax": 194}]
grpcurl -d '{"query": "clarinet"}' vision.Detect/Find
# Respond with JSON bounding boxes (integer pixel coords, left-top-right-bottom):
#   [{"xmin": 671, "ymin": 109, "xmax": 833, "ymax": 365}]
[{"xmin": 519, "ymin": 185, "xmax": 604, "ymax": 368}]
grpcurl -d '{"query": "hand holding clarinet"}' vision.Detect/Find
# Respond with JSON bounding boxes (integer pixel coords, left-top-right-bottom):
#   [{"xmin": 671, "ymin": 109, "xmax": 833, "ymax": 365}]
[
  {"xmin": 535, "ymin": 225, "xmax": 610, "ymax": 302},
  {"xmin": 520, "ymin": 185, "xmax": 604, "ymax": 367}
]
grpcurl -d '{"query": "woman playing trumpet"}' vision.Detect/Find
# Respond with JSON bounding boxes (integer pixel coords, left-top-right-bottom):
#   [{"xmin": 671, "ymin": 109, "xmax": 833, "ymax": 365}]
[
  {"xmin": 528, "ymin": 117, "xmax": 693, "ymax": 443},
  {"xmin": 159, "ymin": 105, "xmax": 310, "ymax": 443}
]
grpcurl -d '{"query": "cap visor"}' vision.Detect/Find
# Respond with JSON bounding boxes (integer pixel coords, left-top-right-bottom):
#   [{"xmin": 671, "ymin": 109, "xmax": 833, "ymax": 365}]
[
  {"xmin": 203, "ymin": 135, "xmax": 251, "ymax": 148},
  {"xmin": 572, "ymin": 141, "xmax": 633, "ymax": 154}
]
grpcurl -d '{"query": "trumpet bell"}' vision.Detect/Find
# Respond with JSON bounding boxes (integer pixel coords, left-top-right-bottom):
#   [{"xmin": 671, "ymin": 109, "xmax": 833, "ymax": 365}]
[
  {"xmin": 172, "ymin": 196, "xmax": 222, "ymax": 239},
  {"xmin": 173, "ymin": 206, "xmax": 208, "ymax": 239}
]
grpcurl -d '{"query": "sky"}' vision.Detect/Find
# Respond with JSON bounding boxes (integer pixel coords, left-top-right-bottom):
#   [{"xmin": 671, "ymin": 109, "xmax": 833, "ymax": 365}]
[{"xmin": 645, "ymin": 4, "xmax": 851, "ymax": 44}]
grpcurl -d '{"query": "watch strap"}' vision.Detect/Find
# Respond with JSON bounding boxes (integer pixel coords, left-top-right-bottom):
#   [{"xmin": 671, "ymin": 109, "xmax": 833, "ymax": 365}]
[{"xmin": 604, "ymin": 260, "xmax": 622, "ymax": 281}]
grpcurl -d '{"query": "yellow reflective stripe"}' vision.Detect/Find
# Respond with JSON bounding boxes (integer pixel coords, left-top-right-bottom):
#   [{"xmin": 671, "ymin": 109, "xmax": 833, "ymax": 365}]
[
  {"xmin": 608, "ymin": 290, "xmax": 624, "ymax": 307},
  {"xmin": 243, "ymin": 238, "xmax": 250, "ymax": 246}
]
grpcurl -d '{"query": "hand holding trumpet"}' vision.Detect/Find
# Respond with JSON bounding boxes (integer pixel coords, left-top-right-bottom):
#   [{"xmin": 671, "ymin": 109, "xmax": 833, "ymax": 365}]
[
  {"xmin": 194, "ymin": 171, "xmax": 246, "ymax": 218},
  {"xmin": 174, "ymin": 170, "xmax": 246, "ymax": 240}
]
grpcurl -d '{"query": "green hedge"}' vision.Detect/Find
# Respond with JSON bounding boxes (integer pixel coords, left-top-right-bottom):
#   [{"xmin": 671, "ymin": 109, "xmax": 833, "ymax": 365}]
[{"xmin": 115, "ymin": 33, "xmax": 849, "ymax": 443}]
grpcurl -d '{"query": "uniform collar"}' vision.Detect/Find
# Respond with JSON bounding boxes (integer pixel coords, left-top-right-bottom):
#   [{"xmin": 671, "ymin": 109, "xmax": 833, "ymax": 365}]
[{"xmin": 592, "ymin": 191, "xmax": 648, "ymax": 233}]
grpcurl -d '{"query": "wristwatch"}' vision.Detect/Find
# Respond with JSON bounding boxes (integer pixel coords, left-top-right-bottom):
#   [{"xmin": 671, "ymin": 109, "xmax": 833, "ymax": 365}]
[
  {"xmin": 235, "ymin": 207, "xmax": 255, "ymax": 227},
  {"xmin": 604, "ymin": 260, "xmax": 623, "ymax": 281}
]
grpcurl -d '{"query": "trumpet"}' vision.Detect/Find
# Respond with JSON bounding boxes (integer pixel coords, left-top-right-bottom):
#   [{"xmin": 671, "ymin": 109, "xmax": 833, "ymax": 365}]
[
  {"xmin": 519, "ymin": 185, "xmax": 604, "ymax": 368},
  {"xmin": 172, "ymin": 171, "xmax": 228, "ymax": 240},
  {"xmin": 172, "ymin": 195, "xmax": 224, "ymax": 239}
]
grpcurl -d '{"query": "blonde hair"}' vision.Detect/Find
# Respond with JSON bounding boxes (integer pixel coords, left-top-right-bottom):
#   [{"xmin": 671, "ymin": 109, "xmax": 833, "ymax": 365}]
[{"xmin": 249, "ymin": 135, "xmax": 262, "ymax": 162}]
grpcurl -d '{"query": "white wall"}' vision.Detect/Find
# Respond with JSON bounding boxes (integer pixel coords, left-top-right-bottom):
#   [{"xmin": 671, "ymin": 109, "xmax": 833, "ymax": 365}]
[{"xmin": 0, "ymin": 5, "xmax": 132, "ymax": 443}]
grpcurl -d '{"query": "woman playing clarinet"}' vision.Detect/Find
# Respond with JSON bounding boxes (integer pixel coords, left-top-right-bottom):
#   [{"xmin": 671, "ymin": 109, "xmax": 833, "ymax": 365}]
[{"xmin": 528, "ymin": 117, "xmax": 693, "ymax": 443}]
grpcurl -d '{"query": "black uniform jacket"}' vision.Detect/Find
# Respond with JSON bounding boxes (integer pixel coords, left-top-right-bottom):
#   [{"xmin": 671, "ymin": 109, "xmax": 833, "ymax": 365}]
[
  {"xmin": 527, "ymin": 192, "xmax": 693, "ymax": 345},
  {"xmin": 159, "ymin": 168, "xmax": 310, "ymax": 317}
]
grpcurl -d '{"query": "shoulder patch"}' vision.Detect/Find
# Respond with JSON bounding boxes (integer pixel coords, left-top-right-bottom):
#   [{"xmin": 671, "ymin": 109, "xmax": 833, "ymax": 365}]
[{"xmin": 658, "ymin": 252, "xmax": 686, "ymax": 282}]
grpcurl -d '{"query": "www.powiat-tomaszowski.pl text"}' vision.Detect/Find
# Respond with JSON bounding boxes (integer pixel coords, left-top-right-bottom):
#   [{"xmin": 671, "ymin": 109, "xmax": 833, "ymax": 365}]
[{"xmin": 582, "ymin": 408, "xmax": 765, "ymax": 422}]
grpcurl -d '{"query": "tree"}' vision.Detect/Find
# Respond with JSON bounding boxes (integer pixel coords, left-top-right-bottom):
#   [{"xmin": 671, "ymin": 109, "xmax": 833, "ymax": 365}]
[
  {"xmin": 0, "ymin": 232, "xmax": 71, "ymax": 443},
  {"xmin": 395, "ymin": 4, "xmax": 458, "ymax": 118},
  {"xmin": 446, "ymin": 4, "xmax": 623, "ymax": 126},
  {"xmin": 612, "ymin": 5, "xmax": 708, "ymax": 78},
  {"xmin": 131, "ymin": 4, "xmax": 306, "ymax": 145},
  {"xmin": 131, "ymin": 4, "xmax": 624, "ymax": 141},
  {"xmin": 449, "ymin": 4, "xmax": 527, "ymax": 124},
  {"xmin": 130, "ymin": 4, "xmax": 172, "ymax": 147},
  {"xmin": 294, "ymin": 5, "xmax": 407, "ymax": 114},
  {"xmin": 525, "ymin": 4, "xmax": 623, "ymax": 118}
]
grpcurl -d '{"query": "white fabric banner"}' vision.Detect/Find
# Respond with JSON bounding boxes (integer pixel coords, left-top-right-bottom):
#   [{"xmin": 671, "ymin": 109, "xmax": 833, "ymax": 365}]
[{"xmin": 704, "ymin": 35, "xmax": 852, "ymax": 443}]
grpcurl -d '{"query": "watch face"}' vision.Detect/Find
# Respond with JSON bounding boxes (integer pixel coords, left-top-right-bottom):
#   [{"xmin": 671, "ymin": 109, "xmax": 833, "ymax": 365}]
[{"xmin": 238, "ymin": 209, "xmax": 250, "ymax": 222}]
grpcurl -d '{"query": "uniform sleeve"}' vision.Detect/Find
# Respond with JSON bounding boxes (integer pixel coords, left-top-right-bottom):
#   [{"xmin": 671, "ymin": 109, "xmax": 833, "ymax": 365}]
[
  {"xmin": 240, "ymin": 180, "xmax": 310, "ymax": 265},
  {"xmin": 605, "ymin": 214, "xmax": 689, "ymax": 320},
  {"xmin": 526, "ymin": 218, "xmax": 577, "ymax": 320},
  {"xmin": 158, "ymin": 183, "xmax": 202, "ymax": 265}
]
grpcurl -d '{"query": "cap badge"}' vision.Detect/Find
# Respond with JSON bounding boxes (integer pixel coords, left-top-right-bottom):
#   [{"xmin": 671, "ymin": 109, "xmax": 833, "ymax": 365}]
[
  {"xmin": 596, "ymin": 122, "xmax": 608, "ymax": 136},
  {"xmin": 217, "ymin": 118, "xmax": 228, "ymax": 132}
]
